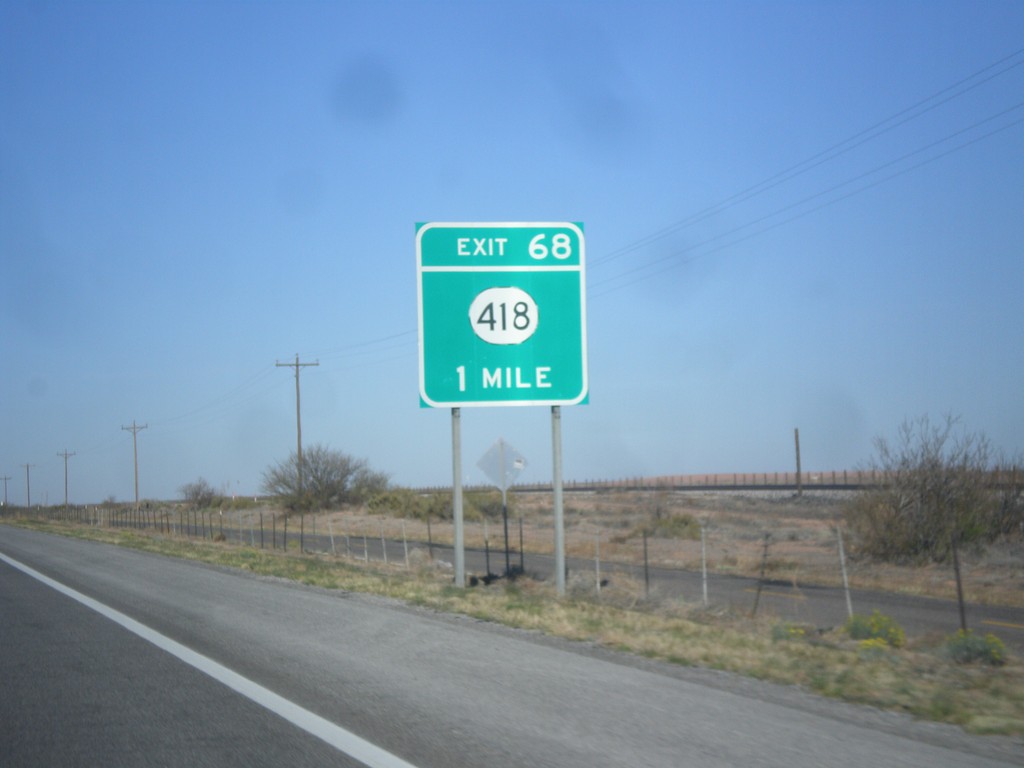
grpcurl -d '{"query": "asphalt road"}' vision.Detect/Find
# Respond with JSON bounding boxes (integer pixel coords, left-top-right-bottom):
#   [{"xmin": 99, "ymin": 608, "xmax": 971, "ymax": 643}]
[{"xmin": 1, "ymin": 526, "xmax": 1020, "ymax": 768}]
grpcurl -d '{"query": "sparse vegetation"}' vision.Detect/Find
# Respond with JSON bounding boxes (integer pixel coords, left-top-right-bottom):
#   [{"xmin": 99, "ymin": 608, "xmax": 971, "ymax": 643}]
[
  {"xmin": 843, "ymin": 415, "xmax": 1020, "ymax": 564},
  {"xmin": 644, "ymin": 512, "xmax": 701, "ymax": 540},
  {"xmin": 946, "ymin": 630, "xmax": 1007, "ymax": 667},
  {"xmin": 367, "ymin": 488, "xmax": 428, "ymax": 517},
  {"xmin": 366, "ymin": 488, "xmax": 511, "ymax": 523},
  {"xmin": 179, "ymin": 477, "xmax": 216, "ymax": 509},
  {"xmin": 771, "ymin": 621, "xmax": 808, "ymax": 642},
  {"xmin": 261, "ymin": 444, "xmax": 388, "ymax": 511},
  {"xmin": 844, "ymin": 610, "xmax": 906, "ymax": 648}
]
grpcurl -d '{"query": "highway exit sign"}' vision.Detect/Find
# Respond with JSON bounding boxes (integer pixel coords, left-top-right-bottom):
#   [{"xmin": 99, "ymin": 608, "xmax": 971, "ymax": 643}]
[{"xmin": 417, "ymin": 222, "xmax": 587, "ymax": 408}]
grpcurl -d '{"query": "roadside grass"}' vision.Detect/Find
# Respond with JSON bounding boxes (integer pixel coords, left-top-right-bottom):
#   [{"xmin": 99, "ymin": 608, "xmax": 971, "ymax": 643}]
[{"xmin": 6, "ymin": 518, "xmax": 1023, "ymax": 738}]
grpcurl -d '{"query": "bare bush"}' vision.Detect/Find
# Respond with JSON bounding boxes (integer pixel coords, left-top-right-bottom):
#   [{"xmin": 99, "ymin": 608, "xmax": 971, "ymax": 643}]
[
  {"xmin": 180, "ymin": 478, "xmax": 216, "ymax": 509},
  {"xmin": 991, "ymin": 460, "xmax": 1024, "ymax": 539},
  {"xmin": 843, "ymin": 415, "xmax": 1000, "ymax": 564},
  {"xmin": 261, "ymin": 444, "xmax": 388, "ymax": 511}
]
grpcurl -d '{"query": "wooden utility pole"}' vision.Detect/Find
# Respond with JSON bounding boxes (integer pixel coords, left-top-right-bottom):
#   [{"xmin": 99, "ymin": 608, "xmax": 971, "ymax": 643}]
[
  {"xmin": 122, "ymin": 421, "xmax": 147, "ymax": 512},
  {"xmin": 21, "ymin": 464, "xmax": 34, "ymax": 507},
  {"xmin": 58, "ymin": 449, "xmax": 76, "ymax": 509},
  {"xmin": 794, "ymin": 427, "xmax": 803, "ymax": 497},
  {"xmin": 276, "ymin": 354, "xmax": 319, "ymax": 497}
]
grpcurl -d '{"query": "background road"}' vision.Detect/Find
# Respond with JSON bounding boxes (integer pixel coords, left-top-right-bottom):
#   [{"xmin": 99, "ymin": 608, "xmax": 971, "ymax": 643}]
[
  {"xmin": 441, "ymin": 542, "xmax": 1024, "ymax": 653},
  {"xmin": 1, "ymin": 526, "xmax": 1020, "ymax": 768}
]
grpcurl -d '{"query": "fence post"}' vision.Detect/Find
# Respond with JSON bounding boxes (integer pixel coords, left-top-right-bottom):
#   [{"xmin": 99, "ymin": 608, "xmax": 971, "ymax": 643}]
[
  {"xmin": 701, "ymin": 522, "xmax": 709, "ymax": 608},
  {"xmin": 837, "ymin": 525, "xmax": 853, "ymax": 619},
  {"xmin": 643, "ymin": 529, "xmax": 650, "ymax": 599},
  {"xmin": 794, "ymin": 428, "xmax": 803, "ymax": 497},
  {"xmin": 519, "ymin": 516, "xmax": 525, "ymax": 573},
  {"xmin": 751, "ymin": 534, "xmax": 771, "ymax": 618},
  {"xmin": 402, "ymin": 520, "xmax": 409, "ymax": 568},
  {"xmin": 484, "ymin": 520, "xmax": 491, "ymax": 575}
]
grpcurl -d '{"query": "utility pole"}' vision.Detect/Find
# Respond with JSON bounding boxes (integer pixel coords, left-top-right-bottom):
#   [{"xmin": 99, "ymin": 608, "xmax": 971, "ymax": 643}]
[
  {"xmin": 58, "ymin": 449, "xmax": 76, "ymax": 509},
  {"xmin": 276, "ymin": 354, "xmax": 318, "ymax": 498},
  {"xmin": 21, "ymin": 464, "xmax": 34, "ymax": 508},
  {"xmin": 1, "ymin": 475, "xmax": 10, "ymax": 507},
  {"xmin": 794, "ymin": 427, "xmax": 803, "ymax": 497},
  {"xmin": 122, "ymin": 421, "xmax": 148, "ymax": 512}
]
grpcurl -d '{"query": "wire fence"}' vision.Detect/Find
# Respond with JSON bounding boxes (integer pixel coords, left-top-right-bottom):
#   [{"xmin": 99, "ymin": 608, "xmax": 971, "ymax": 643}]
[
  {"xmin": 0, "ymin": 493, "xmax": 857, "ymax": 606},
  {"xmin": 2, "ymin": 472, "xmax": 1018, "ymax": 613}
]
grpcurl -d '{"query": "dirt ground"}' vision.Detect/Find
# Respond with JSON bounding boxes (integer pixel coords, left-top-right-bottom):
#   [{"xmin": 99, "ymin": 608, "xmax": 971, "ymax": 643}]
[{"xmin": 309, "ymin": 489, "xmax": 1023, "ymax": 609}]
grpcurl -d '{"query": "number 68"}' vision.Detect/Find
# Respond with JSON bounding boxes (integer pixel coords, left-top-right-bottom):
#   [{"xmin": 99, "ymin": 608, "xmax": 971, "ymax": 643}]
[{"xmin": 528, "ymin": 233, "xmax": 573, "ymax": 260}]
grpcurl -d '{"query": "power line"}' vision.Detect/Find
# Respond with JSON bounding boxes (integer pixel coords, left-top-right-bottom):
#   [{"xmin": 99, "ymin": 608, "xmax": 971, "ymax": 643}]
[
  {"xmin": 8, "ymin": 51, "xmax": 1022, "ymax": 496},
  {"xmin": 310, "ymin": 329, "xmax": 417, "ymax": 361},
  {"xmin": 592, "ymin": 47, "xmax": 1024, "ymax": 270},
  {"xmin": 590, "ymin": 114, "xmax": 1024, "ymax": 298},
  {"xmin": 59, "ymin": 54, "xmax": 1024, "ymax": 449},
  {"xmin": 149, "ymin": 333, "xmax": 416, "ymax": 431},
  {"xmin": 150, "ymin": 365, "xmax": 277, "ymax": 429}
]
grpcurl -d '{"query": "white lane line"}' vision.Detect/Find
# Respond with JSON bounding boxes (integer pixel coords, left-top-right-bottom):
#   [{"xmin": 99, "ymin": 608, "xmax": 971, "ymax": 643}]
[{"xmin": 0, "ymin": 551, "xmax": 418, "ymax": 768}]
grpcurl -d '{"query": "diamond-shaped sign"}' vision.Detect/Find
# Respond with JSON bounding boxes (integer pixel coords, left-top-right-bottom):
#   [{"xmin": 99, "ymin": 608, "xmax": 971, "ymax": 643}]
[{"xmin": 477, "ymin": 438, "xmax": 527, "ymax": 492}]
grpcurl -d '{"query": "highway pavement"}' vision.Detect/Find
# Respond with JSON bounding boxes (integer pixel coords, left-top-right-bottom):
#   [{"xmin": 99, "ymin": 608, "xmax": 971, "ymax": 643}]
[{"xmin": 1, "ymin": 525, "xmax": 1020, "ymax": 767}]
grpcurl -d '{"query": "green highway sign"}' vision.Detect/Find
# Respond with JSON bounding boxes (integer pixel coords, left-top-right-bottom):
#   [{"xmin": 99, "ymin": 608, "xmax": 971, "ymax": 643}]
[{"xmin": 417, "ymin": 222, "xmax": 587, "ymax": 408}]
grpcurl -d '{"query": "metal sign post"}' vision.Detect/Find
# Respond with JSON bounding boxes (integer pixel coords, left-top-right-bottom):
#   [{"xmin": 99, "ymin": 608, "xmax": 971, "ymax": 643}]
[
  {"xmin": 452, "ymin": 408, "xmax": 465, "ymax": 588},
  {"xmin": 552, "ymin": 406, "xmax": 566, "ymax": 595},
  {"xmin": 477, "ymin": 438, "xmax": 527, "ymax": 576}
]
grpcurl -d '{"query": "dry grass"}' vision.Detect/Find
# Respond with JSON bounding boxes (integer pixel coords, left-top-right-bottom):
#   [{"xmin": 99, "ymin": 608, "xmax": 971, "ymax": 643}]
[{"xmin": 323, "ymin": 489, "xmax": 1023, "ymax": 608}]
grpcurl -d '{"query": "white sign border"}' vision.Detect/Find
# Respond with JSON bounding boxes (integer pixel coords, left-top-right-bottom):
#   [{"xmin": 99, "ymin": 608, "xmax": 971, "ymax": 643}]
[{"xmin": 416, "ymin": 221, "xmax": 588, "ymax": 408}]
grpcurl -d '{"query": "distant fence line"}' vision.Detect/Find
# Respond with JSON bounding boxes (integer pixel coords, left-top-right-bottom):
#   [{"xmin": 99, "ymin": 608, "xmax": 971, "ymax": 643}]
[
  {"xmin": 0, "ymin": 504, "xmax": 338, "ymax": 554},
  {"xmin": 416, "ymin": 470, "xmax": 877, "ymax": 494}
]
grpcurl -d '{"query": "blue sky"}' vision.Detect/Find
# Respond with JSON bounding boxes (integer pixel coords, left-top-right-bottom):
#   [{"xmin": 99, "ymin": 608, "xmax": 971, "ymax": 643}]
[{"xmin": 2, "ymin": 1, "xmax": 1022, "ymax": 505}]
